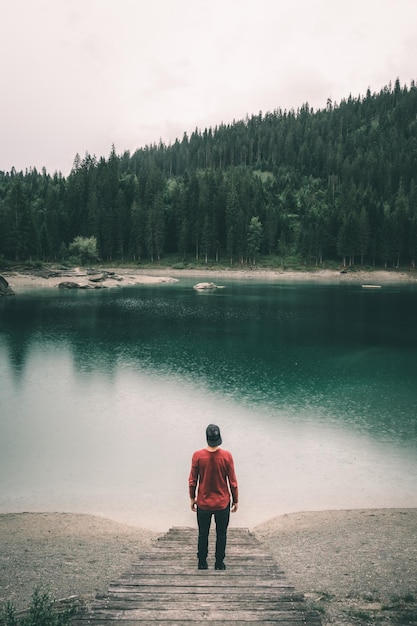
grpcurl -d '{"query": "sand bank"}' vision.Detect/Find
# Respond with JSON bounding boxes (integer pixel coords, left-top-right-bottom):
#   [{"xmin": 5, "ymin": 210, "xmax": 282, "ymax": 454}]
[
  {"xmin": 138, "ymin": 266, "xmax": 417, "ymax": 284},
  {"xmin": 2, "ymin": 265, "xmax": 417, "ymax": 292},
  {"xmin": 0, "ymin": 513, "xmax": 158, "ymax": 612},
  {"xmin": 255, "ymin": 509, "xmax": 417, "ymax": 625},
  {"xmin": 2, "ymin": 267, "xmax": 179, "ymax": 291}
]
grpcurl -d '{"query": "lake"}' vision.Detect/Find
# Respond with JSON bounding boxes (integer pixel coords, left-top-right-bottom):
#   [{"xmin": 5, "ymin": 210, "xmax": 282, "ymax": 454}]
[{"xmin": 1, "ymin": 276, "xmax": 416, "ymax": 530}]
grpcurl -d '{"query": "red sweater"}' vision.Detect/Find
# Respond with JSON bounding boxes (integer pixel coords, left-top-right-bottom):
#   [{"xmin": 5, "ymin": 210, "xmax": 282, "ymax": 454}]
[{"xmin": 188, "ymin": 448, "xmax": 238, "ymax": 511}]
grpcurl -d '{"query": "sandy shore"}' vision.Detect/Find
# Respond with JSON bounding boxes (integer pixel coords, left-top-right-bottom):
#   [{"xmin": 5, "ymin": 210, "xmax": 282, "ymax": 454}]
[
  {"xmin": 1, "ymin": 509, "xmax": 416, "ymax": 625},
  {"xmin": 2, "ymin": 265, "xmax": 417, "ymax": 292},
  {"xmin": 0, "ymin": 513, "xmax": 159, "ymax": 612},
  {"xmin": 2, "ymin": 267, "xmax": 179, "ymax": 291},
  {"xmin": 255, "ymin": 509, "xmax": 417, "ymax": 625}
]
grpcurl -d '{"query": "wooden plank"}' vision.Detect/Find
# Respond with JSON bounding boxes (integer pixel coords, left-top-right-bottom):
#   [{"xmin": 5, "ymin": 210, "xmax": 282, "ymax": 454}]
[
  {"xmin": 102, "ymin": 587, "xmax": 303, "ymax": 597},
  {"xmin": 73, "ymin": 621, "xmax": 318, "ymax": 626},
  {"xmin": 103, "ymin": 592, "xmax": 305, "ymax": 603},
  {"xmin": 111, "ymin": 571, "xmax": 294, "ymax": 589},
  {"xmin": 94, "ymin": 596, "xmax": 305, "ymax": 615},
  {"xmin": 75, "ymin": 607, "xmax": 314, "ymax": 620},
  {"xmin": 106, "ymin": 586, "xmax": 303, "ymax": 602},
  {"xmin": 120, "ymin": 568, "xmax": 283, "ymax": 578},
  {"xmin": 157, "ymin": 526, "xmax": 251, "ymax": 534},
  {"xmin": 128, "ymin": 568, "xmax": 284, "ymax": 576}
]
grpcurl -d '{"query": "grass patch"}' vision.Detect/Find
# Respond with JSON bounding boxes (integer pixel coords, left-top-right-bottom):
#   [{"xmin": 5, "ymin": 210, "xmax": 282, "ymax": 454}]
[
  {"xmin": 306, "ymin": 591, "xmax": 335, "ymax": 618},
  {"xmin": 0, "ymin": 587, "xmax": 77, "ymax": 626},
  {"xmin": 383, "ymin": 594, "xmax": 417, "ymax": 610},
  {"xmin": 347, "ymin": 608, "xmax": 373, "ymax": 622},
  {"xmin": 309, "ymin": 602, "xmax": 327, "ymax": 615},
  {"xmin": 381, "ymin": 594, "xmax": 417, "ymax": 625},
  {"xmin": 393, "ymin": 609, "xmax": 417, "ymax": 625}
]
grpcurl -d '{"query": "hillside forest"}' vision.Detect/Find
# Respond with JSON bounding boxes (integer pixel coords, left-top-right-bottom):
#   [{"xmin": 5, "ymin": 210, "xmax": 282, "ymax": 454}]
[{"xmin": 1, "ymin": 78, "xmax": 417, "ymax": 269}]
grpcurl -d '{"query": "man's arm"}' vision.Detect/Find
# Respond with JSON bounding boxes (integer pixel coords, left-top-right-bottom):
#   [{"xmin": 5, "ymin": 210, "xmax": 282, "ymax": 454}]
[
  {"xmin": 227, "ymin": 452, "xmax": 239, "ymax": 512},
  {"xmin": 188, "ymin": 452, "xmax": 199, "ymax": 512}
]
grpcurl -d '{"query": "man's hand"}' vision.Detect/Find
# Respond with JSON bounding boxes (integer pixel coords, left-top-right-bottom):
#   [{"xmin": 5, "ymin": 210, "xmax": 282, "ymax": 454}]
[
  {"xmin": 190, "ymin": 498, "xmax": 197, "ymax": 512},
  {"xmin": 231, "ymin": 502, "xmax": 238, "ymax": 513}
]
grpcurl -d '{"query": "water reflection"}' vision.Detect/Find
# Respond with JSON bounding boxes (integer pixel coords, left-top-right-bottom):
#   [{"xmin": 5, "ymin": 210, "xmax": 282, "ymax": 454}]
[{"xmin": 1, "ymin": 281, "xmax": 417, "ymax": 530}]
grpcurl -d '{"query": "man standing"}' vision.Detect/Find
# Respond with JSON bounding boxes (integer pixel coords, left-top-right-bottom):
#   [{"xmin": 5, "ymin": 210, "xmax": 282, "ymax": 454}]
[{"xmin": 188, "ymin": 424, "xmax": 238, "ymax": 570}]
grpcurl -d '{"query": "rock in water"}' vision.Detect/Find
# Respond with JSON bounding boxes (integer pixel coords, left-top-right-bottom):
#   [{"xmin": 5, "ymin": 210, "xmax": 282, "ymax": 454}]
[
  {"xmin": 0, "ymin": 275, "xmax": 15, "ymax": 296},
  {"xmin": 193, "ymin": 282, "xmax": 224, "ymax": 290}
]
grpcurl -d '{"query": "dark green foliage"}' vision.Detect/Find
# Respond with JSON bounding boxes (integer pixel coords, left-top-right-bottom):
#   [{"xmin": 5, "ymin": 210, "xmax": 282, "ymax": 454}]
[
  {"xmin": 382, "ymin": 594, "xmax": 417, "ymax": 626},
  {"xmin": 247, "ymin": 216, "xmax": 263, "ymax": 264},
  {"xmin": 0, "ymin": 588, "xmax": 76, "ymax": 626},
  {"xmin": 1, "ymin": 79, "xmax": 417, "ymax": 267},
  {"xmin": 69, "ymin": 236, "xmax": 99, "ymax": 265}
]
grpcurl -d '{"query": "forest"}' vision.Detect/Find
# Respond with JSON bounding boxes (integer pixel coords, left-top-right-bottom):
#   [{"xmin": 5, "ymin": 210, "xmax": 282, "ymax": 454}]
[{"xmin": 1, "ymin": 78, "xmax": 417, "ymax": 269}]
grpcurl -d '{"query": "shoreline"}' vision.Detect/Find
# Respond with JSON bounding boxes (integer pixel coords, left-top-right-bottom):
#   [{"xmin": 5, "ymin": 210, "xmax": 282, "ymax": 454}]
[
  {"xmin": 1, "ymin": 508, "xmax": 416, "ymax": 625},
  {"xmin": 2, "ymin": 265, "xmax": 417, "ymax": 292}
]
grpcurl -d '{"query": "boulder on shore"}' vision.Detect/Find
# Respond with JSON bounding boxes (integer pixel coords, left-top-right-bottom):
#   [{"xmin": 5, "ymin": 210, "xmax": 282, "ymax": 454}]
[
  {"xmin": 58, "ymin": 281, "xmax": 82, "ymax": 289},
  {"xmin": 0, "ymin": 275, "xmax": 15, "ymax": 296}
]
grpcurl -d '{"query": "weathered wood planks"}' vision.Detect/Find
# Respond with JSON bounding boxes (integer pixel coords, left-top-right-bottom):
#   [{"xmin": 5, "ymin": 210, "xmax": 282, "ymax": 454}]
[{"xmin": 72, "ymin": 526, "xmax": 321, "ymax": 625}]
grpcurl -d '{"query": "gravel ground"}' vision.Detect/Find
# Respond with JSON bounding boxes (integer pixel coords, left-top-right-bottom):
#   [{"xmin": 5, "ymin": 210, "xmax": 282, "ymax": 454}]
[
  {"xmin": 0, "ymin": 513, "xmax": 158, "ymax": 613},
  {"xmin": 254, "ymin": 508, "xmax": 417, "ymax": 626}
]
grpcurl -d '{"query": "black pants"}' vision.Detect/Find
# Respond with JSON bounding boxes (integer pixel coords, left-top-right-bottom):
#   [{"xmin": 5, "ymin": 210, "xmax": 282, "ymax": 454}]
[{"xmin": 197, "ymin": 504, "xmax": 230, "ymax": 563}]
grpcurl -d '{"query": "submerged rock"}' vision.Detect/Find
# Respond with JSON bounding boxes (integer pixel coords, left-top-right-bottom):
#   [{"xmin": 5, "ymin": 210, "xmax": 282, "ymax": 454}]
[
  {"xmin": 193, "ymin": 282, "xmax": 225, "ymax": 290},
  {"xmin": 58, "ymin": 281, "xmax": 108, "ymax": 289},
  {"xmin": 0, "ymin": 275, "xmax": 15, "ymax": 296}
]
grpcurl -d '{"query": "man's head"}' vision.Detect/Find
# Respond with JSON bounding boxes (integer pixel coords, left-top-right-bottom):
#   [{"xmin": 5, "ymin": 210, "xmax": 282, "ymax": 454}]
[{"xmin": 206, "ymin": 424, "xmax": 222, "ymax": 447}]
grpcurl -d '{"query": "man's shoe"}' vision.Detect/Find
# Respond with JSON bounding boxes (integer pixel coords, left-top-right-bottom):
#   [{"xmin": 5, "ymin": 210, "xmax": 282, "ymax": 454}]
[
  {"xmin": 215, "ymin": 561, "xmax": 226, "ymax": 570},
  {"xmin": 198, "ymin": 560, "xmax": 208, "ymax": 570}
]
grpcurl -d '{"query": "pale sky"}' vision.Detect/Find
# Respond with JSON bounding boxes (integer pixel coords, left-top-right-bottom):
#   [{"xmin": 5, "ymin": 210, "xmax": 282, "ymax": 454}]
[{"xmin": 1, "ymin": 0, "xmax": 416, "ymax": 176}]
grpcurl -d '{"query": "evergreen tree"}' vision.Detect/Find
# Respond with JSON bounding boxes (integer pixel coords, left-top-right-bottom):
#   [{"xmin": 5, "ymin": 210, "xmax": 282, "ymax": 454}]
[{"xmin": 247, "ymin": 216, "xmax": 263, "ymax": 264}]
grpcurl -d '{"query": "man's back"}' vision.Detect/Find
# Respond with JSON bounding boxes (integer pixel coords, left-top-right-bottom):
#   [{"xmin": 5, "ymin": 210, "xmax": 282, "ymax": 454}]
[{"xmin": 189, "ymin": 447, "xmax": 238, "ymax": 510}]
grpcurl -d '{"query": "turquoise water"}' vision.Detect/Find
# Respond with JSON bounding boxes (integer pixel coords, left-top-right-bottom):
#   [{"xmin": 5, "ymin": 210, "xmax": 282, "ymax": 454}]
[{"xmin": 1, "ymin": 278, "xmax": 416, "ymax": 530}]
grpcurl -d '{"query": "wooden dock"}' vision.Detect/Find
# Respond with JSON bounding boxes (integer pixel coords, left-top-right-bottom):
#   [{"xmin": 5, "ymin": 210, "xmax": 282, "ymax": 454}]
[{"xmin": 72, "ymin": 526, "xmax": 321, "ymax": 625}]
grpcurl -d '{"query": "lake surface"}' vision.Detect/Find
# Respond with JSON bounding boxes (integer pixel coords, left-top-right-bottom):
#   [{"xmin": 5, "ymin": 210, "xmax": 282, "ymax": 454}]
[{"xmin": 1, "ymin": 277, "xmax": 416, "ymax": 530}]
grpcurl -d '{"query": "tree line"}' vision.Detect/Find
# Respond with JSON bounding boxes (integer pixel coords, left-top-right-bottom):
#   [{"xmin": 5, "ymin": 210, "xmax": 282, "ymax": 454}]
[{"xmin": 1, "ymin": 78, "xmax": 417, "ymax": 268}]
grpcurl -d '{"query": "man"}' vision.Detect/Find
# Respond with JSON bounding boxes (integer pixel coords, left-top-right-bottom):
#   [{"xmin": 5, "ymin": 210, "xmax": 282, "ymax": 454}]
[{"xmin": 188, "ymin": 424, "xmax": 238, "ymax": 570}]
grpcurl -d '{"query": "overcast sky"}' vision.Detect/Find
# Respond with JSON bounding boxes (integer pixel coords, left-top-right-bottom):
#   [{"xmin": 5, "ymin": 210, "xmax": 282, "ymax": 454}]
[{"xmin": 1, "ymin": 0, "xmax": 416, "ymax": 176}]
